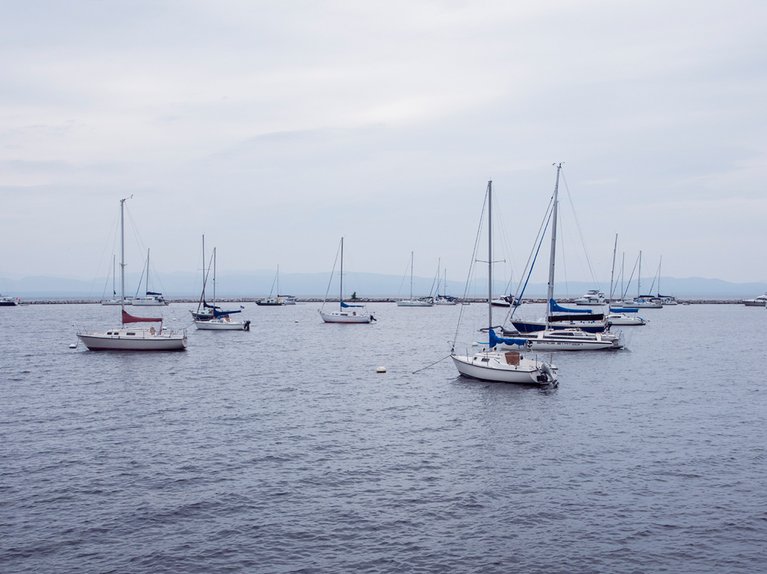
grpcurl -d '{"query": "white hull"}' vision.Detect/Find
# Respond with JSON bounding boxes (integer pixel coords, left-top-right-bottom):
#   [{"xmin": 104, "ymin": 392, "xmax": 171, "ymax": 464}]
[
  {"xmin": 397, "ymin": 299, "xmax": 433, "ymax": 307},
  {"xmin": 607, "ymin": 313, "xmax": 646, "ymax": 326},
  {"xmin": 743, "ymin": 297, "xmax": 767, "ymax": 307},
  {"xmin": 194, "ymin": 318, "xmax": 250, "ymax": 330},
  {"xmin": 132, "ymin": 298, "xmax": 168, "ymax": 306},
  {"xmin": 452, "ymin": 352, "xmax": 557, "ymax": 385},
  {"xmin": 507, "ymin": 329, "xmax": 623, "ymax": 351},
  {"xmin": 78, "ymin": 328, "xmax": 187, "ymax": 351},
  {"xmin": 624, "ymin": 299, "xmax": 663, "ymax": 309},
  {"xmin": 320, "ymin": 310, "xmax": 372, "ymax": 323},
  {"xmin": 491, "ymin": 299, "xmax": 511, "ymax": 307},
  {"xmin": 101, "ymin": 299, "xmax": 126, "ymax": 306}
]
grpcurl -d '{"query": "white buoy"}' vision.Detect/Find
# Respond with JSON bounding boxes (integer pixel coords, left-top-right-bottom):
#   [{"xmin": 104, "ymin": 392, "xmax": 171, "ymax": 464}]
[
  {"xmin": 376, "ymin": 366, "xmax": 387, "ymax": 373},
  {"xmin": 69, "ymin": 343, "xmax": 77, "ymax": 349}
]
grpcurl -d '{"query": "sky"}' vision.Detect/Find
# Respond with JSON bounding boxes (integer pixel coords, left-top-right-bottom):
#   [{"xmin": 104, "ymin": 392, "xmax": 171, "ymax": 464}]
[{"xmin": 1, "ymin": 0, "xmax": 766, "ymax": 287}]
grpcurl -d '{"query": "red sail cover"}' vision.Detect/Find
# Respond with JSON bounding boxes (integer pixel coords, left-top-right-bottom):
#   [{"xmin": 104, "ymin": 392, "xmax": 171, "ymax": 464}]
[{"xmin": 122, "ymin": 309, "xmax": 163, "ymax": 324}]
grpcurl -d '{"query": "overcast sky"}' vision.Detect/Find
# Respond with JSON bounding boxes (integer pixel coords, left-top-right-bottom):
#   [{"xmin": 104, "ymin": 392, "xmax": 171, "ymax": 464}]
[{"xmin": 1, "ymin": 0, "xmax": 765, "ymax": 287}]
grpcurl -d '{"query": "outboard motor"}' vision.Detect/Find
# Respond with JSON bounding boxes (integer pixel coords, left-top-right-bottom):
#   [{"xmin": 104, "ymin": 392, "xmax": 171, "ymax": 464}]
[{"xmin": 243, "ymin": 320, "xmax": 251, "ymax": 332}]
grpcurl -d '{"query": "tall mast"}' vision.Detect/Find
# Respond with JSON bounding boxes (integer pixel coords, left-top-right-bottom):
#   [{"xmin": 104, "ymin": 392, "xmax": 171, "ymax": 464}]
[
  {"xmin": 212, "ymin": 247, "xmax": 217, "ymax": 305},
  {"xmin": 112, "ymin": 254, "xmax": 116, "ymax": 297},
  {"xmin": 638, "ymin": 250, "xmax": 642, "ymax": 298},
  {"xmin": 658, "ymin": 256, "xmax": 663, "ymax": 296},
  {"xmin": 487, "ymin": 180, "xmax": 493, "ymax": 331},
  {"xmin": 609, "ymin": 233, "xmax": 618, "ymax": 302},
  {"xmin": 410, "ymin": 251, "xmax": 414, "ymax": 300},
  {"xmin": 120, "ymin": 198, "xmax": 126, "ymax": 318},
  {"xmin": 201, "ymin": 234, "xmax": 206, "ymax": 300},
  {"xmin": 339, "ymin": 237, "xmax": 344, "ymax": 309},
  {"xmin": 145, "ymin": 248, "xmax": 150, "ymax": 295},
  {"xmin": 547, "ymin": 163, "xmax": 562, "ymax": 305}
]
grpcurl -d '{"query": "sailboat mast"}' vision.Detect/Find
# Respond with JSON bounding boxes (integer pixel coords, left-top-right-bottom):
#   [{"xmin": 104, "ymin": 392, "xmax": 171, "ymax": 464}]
[
  {"xmin": 212, "ymin": 247, "xmax": 217, "ymax": 305},
  {"xmin": 146, "ymin": 248, "xmax": 150, "ymax": 295},
  {"xmin": 112, "ymin": 254, "xmax": 116, "ymax": 296},
  {"xmin": 547, "ymin": 163, "xmax": 562, "ymax": 304},
  {"xmin": 658, "ymin": 256, "xmax": 663, "ymax": 296},
  {"xmin": 638, "ymin": 250, "xmax": 642, "ymax": 298},
  {"xmin": 120, "ymin": 197, "xmax": 127, "ymax": 321},
  {"xmin": 201, "ymin": 234, "xmax": 206, "ymax": 299},
  {"xmin": 410, "ymin": 251, "xmax": 414, "ymax": 300},
  {"xmin": 487, "ymin": 180, "xmax": 493, "ymax": 331},
  {"xmin": 609, "ymin": 233, "xmax": 618, "ymax": 302},
  {"xmin": 339, "ymin": 237, "xmax": 344, "ymax": 309}
]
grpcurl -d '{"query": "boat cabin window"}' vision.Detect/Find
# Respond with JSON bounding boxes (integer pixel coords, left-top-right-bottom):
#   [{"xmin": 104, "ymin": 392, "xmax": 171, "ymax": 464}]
[{"xmin": 127, "ymin": 332, "xmax": 136, "ymax": 336}]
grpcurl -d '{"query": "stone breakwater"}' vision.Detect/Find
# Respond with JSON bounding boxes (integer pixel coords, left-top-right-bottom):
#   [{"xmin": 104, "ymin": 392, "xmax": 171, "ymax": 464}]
[{"xmin": 11, "ymin": 298, "xmax": 749, "ymax": 305}]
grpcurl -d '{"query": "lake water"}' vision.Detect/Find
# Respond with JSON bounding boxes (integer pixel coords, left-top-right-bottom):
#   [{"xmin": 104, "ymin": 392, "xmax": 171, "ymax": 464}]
[{"xmin": 1, "ymin": 302, "xmax": 766, "ymax": 573}]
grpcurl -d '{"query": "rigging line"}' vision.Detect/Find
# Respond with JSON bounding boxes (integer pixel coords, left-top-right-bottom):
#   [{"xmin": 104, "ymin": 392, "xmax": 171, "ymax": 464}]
[
  {"xmin": 621, "ymin": 254, "xmax": 639, "ymax": 300},
  {"xmin": 321, "ymin": 238, "xmax": 341, "ymax": 308},
  {"xmin": 560, "ymin": 169, "xmax": 600, "ymax": 286},
  {"xmin": 493, "ymin": 190, "xmax": 514, "ymax": 296},
  {"xmin": 452, "ymin": 183, "xmax": 489, "ymax": 350},
  {"xmin": 559, "ymin": 215, "xmax": 570, "ymax": 298},
  {"xmin": 509, "ymin": 194, "xmax": 554, "ymax": 321},
  {"xmin": 412, "ymin": 354, "xmax": 452, "ymax": 374},
  {"xmin": 396, "ymin": 258, "xmax": 410, "ymax": 299}
]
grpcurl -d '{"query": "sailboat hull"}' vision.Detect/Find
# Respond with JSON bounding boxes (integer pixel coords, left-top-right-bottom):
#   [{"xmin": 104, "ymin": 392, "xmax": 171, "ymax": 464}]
[
  {"xmin": 396, "ymin": 299, "xmax": 433, "ymax": 307},
  {"xmin": 510, "ymin": 330, "xmax": 623, "ymax": 351},
  {"xmin": 451, "ymin": 352, "xmax": 557, "ymax": 385},
  {"xmin": 77, "ymin": 329, "xmax": 187, "ymax": 351},
  {"xmin": 320, "ymin": 310, "xmax": 372, "ymax": 323},
  {"xmin": 510, "ymin": 320, "xmax": 606, "ymax": 334},
  {"xmin": 194, "ymin": 319, "xmax": 250, "ymax": 330}
]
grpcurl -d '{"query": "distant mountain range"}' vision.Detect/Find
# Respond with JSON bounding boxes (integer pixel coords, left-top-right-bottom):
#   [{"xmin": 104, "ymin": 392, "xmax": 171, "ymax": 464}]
[{"xmin": 1, "ymin": 271, "xmax": 765, "ymax": 300}]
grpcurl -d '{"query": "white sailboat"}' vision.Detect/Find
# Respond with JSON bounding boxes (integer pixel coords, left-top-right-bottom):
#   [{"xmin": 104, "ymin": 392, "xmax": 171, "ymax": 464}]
[
  {"xmin": 77, "ymin": 197, "xmax": 187, "ymax": 351},
  {"xmin": 504, "ymin": 164, "xmax": 623, "ymax": 351},
  {"xmin": 256, "ymin": 266, "xmax": 286, "ymax": 306},
  {"xmin": 451, "ymin": 181, "xmax": 558, "ymax": 386},
  {"xmin": 194, "ymin": 247, "xmax": 250, "ymax": 331},
  {"xmin": 132, "ymin": 248, "xmax": 169, "ymax": 306},
  {"xmin": 605, "ymin": 234, "xmax": 646, "ymax": 326},
  {"xmin": 319, "ymin": 237, "xmax": 375, "ymax": 324},
  {"xmin": 434, "ymin": 262, "xmax": 457, "ymax": 305},
  {"xmin": 101, "ymin": 254, "xmax": 127, "ymax": 305},
  {"xmin": 397, "ymin": 251, "xmax": 434, "ymax": 307},
  {"xmin": 190, "ymin": 234, "xmax": 215, "ymax": 321}
]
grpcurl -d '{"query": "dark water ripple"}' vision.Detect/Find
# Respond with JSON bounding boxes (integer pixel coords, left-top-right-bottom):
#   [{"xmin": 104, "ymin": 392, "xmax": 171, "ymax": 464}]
[{"xmin": 1, "ymin": 302, "xmax": 766, "ymax": 573}]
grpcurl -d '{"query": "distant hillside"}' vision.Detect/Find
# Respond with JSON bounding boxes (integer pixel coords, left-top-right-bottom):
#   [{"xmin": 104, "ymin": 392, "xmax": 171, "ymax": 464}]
[{"xmin": 2, "ymin": 272, "xmax": 765, "ymax": 301}]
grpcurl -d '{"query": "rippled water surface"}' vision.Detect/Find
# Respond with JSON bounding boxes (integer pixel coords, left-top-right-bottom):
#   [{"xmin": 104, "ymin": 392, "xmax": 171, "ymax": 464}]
[{"xmin": 2, "ymin": 302, "xmax": 766, "ymax": 573}]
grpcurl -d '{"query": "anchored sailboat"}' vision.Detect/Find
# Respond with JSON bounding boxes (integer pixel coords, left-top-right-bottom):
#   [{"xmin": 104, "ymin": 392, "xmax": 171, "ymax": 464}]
[
  {"xmin": 77, "ymin": 197, "xmax": 187, "ymax": 351},
  {"xmin": 319, "ymin": 237, "xmax": 375, "ymax": 324},
  {"xmin": 397, "ymin": 251, "xmax": 434, "ymax": 307},
  {"xmin": 193, "ymin": 247, "xmax": 250, "ymax": 331},
  {"xmin": 503, "ymin": 164, "xmax": 623, "ymax": 351},
  {"xmin": 451, "ymin": 181, "xmax": 558, "ymax": 385}
]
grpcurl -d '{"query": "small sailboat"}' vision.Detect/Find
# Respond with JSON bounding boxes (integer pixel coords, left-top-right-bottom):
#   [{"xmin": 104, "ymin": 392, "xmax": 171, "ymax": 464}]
[
  {"xmin": 190, "ymin": 234, "xmax": 217, "ymax": 321},
  {"xmin": 319, "ymin": 237, "xmax": 375, "ymax": 324},
  {"xmin": 397, "ymin": 251, "xmax": 434, "ymax": 307},
  {"xmin": 504, "ymin": 164, "xmax": 622, "ymax": 351},
  {"xmin": 256, "ymin": 266, "xmax": 286, "ymax": 306},
  {"xmin": 77, "ymin": 197, "xmax": 187, "ymax": 351},
  {"xmin": 451, "ymin": 181, "xmax": 558, "ymax": 386},
  {"xmin": 434, "ymin": 262, "xmax": 457, "ymax": 305},
  {"xmin": 193, "ymin": 247, "xmax": 250, "ymax": 331},
  {"xmin": 132, "ymin": 248, "xmax": 169, "ymax": 306},
  {"xmin": 101, "ymin": 254, "xmax": 127, "ymax": 305},
  {"xmin": 605, "ymin": 234, "xmax": 645, "ymax": 326}
]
